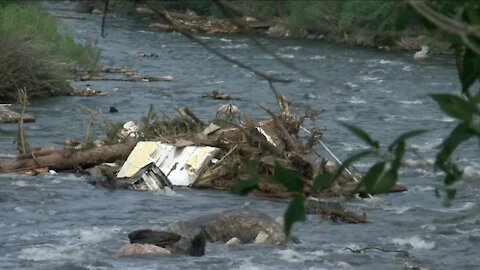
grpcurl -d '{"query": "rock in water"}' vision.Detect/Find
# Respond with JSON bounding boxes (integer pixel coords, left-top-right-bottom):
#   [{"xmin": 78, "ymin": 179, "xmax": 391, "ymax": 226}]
[
  {"xmin": 165, "ymin": 208, "xmax": 287, "ymax": 245},
  {"xmin": 188, "ymin": 227, "xmax": 207, "ymax": 256},
  {"xmin": 413, "ymin": 45, "xmax": 429, "ymax": 59},
  {"xmin": 225, "ymin": 237, "xmax": 243, "ymax": 248},
  {"xmin": 128, "ymin": 229, "xmax": 181, "ymax": 247},
  {"xmin": 122, "ymin": 208, "xmax": 288, "ymax": 257},
  {"xmin": 116, "ymin": 243, "xmax": 171, "ymax": 257}
]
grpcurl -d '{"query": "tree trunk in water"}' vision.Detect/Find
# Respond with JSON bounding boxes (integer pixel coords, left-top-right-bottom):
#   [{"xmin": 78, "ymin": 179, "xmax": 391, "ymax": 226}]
[{"xmin": 0, "ymin": 142, "xmax": 136, "ymax": 173}]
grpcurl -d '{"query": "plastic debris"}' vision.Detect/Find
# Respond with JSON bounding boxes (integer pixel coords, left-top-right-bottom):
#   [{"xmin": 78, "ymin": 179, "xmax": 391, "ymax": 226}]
[
  {"xmin": 202, "ymin": 123, "xmax": 221, "ymax": 135},
  {"xmin": 118, "ymin": 121, "xmax": 140, "ymax": 139},
  {"xmin": 117, "ymin": 142, "xmax": 220, "ymax": 186}
]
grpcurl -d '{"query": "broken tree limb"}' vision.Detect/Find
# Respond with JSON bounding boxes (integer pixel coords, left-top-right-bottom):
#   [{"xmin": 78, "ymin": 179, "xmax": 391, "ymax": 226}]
[
  {"xmin": 176, "ymin": 107, "xmax": 206, "ymax": 127},
  {"xmin": 79, "ymin": 75, "xmax": 176, "ymax": 82},
  {"xmin": 306, "ymin": 199, "xmax": 368, "ymax": 223},
  {"xmin": 0, "ymin": 142, "xmax": 136, "ymax": 173},
  {"xmin": 259, "ymin": 104, "xmax": 299, "ymax": 153}
]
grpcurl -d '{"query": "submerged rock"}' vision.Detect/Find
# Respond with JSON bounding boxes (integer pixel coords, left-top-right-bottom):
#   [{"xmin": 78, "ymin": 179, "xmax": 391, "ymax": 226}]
[
  {"xmin": 225, "ymin": 237, "xmax": 243, "ymax": 248},
  {"xmin": 165, "ymin": 208, "xmax": 287, "ymax": 245},
  {"xmin": 121, "ymin": 208, "xmax": 289, "ymax": 257},
  {"xmin": 116, "ymin": 243, "xmax": 171, "ymax": 257}
]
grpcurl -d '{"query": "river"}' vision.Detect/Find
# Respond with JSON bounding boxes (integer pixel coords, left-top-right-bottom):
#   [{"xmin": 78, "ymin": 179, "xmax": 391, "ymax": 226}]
[{"xmin": 0, "ymin": 2, "xmax": 479, "ymax": 269}]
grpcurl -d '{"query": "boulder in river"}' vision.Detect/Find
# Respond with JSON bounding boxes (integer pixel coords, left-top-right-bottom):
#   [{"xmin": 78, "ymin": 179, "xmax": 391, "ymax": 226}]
[{"xmin": 120, "ymin": 208, "xmax": 289, "ymax": 257}]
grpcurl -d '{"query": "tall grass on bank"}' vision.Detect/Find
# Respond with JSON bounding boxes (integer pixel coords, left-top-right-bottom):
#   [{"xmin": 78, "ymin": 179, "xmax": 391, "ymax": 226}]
[{"xmin": 0, "ymin": 4, "xmax": 99, "ymax": 100}]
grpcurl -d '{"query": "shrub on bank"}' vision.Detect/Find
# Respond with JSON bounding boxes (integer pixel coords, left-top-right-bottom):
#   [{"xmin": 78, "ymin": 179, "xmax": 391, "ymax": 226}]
[{"xmin": 0, "ymin": 4, "xmax": 99, "ymax": 100}]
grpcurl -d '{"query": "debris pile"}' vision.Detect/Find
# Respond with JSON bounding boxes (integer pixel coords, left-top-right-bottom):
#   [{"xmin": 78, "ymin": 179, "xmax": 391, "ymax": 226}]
[
  {"xmin": 0, "ymin": 94, "xmax": 371, "ymax": 199},
  {"xmin": 148, "ymin": 11, "xmax": 273, "ymax": 34}
]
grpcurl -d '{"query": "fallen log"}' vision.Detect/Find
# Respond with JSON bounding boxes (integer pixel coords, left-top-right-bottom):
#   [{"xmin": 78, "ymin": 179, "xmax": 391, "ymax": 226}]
[
  {"xmin": 52, "ymin": 13, "xmax": 86, "ymax": 20},
  {"xmin": 78, "ymin": 75, "xmax": 176, "ymax": 82},
  {"xmin": 306, "ymin": 199, "xmax": 368, "ymax": 224},
  {"xmin": 0, "ymin": 142, "xmax": 136, "ymax": 173}
]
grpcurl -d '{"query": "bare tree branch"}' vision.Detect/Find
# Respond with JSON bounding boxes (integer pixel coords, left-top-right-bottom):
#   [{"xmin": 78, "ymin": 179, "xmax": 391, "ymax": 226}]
[{"xmin": 407, "ymin": 1, "xmax": 480, "ymax": 39}]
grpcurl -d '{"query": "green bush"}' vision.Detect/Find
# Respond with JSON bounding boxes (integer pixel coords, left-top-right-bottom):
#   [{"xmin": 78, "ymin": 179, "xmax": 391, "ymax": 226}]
[
  {"xmin": 0, "ymin": 4, "xmax": 99, "ymax": 100},
  {"xmin": 339, "ymin": 1, "xmax": 393, "ymax": 30},
  {"xmin": 284, "ymin": 1, "xmax": 342, "ymax": 36}
]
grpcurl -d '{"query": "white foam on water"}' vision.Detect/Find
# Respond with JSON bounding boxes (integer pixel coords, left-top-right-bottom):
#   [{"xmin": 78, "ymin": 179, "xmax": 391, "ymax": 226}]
[
  {"xmin": 253, "ymin": 55, "xmax": 274, "ymax": 60},
  {"xmin": 410, "ymin": 185, "xmax": 435, "ymax": 192},
  {"xmin": 386, "ymin": 206, "xmax": 412, "ymax": 214},
  {"xmin": 336, "ymin": 261, "xmax": 354, "ymax": 269},
  {"xmin": 347, "ymin": 96, "xmax": 366, "ymax": 104},
  {"xmin": 403, "ymin": 159, "xmax": 434, "ymax": 168},
  {"xmin": 360, "ymin": 76, "xmax": 379, "ymax": 81},
  {"xmin": 11, "ymin": 180, "xmax": 29, "ymax": 187},
  {"xmin": 436, "ymin": 116, "xmax": 456, "ymax": 122},
  {"xmin": 420, "ymin": 224, "xmax": 437, "ymax": 231},
  {"xmin": 18, "ymin": 244, "xmax": 85, "ymax": 262},
  {"xmin": 221, "ymin": 44, "xmax": 248, "ymax": 49},
  {"xmin": 402, "ymin": 65, "xmax": 413, "ymax": 71},
  {"xmin": 278, "ymin": 54, "xmax": 295, "ymax": 59},
  {"xmin": 311, "ymin": 250, "xmax": 328, "ymax": 257},
  {"xmin": 53, "ymin": 226, "xmax": 121, "ymax": 243},
  {"xmin": 462, "ymin": 165, "xmax": 480, "ymax": 180},
  {"xmin": 220, "ymin": 38, "xmax": 232, "ymax": 42},
  {"xmin": 379, "ymin": 59, "xmax": 394, "ymax": 64},
  {"xmin": 14, "ymin": 206, "xmax": 28, "ymax": 213},
  {"xmin": 299, "ymin": 78, "xmax": 313, "ymax": 83},
  {"xmin": 398, "ymin": 100, "xmax": 423, "ymax": 105},
  {"xmin": 345, "ymin": 82, "xmax": 359, "ymax": 88},
  {"xmin": 391, "ymin": 235, "xmax": 435, "ymax": 250},
  {"xmin": 432, "ymin": 202, "xmax": 477, "ymax": 213},
  {"xmin": 238, "ymin": 258, "xmax": 263, "ymax": 270},
  {"xmin": 284, "ymin": 46, "xmax": 301, "ymax": 51},
  {"xmin": 455, "ymin": 228, "xmax": 480, "ymax": 236},
  {"xmin": 336, "ymin": 116, "xmax": 355, "ymax": 121},
  {"xmin": 310, "ymin": 55, "xmax": 326, "ymax": 60},
  {"xmin": 274, "ymin": 249, "xmax": 310, "ymax": 263}
]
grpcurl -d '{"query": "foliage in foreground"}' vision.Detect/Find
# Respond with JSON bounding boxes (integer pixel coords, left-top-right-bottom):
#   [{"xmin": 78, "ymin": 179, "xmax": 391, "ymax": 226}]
[{"xmin": 0, "ymin": 4, "xmax": 99, "ymax": 100}]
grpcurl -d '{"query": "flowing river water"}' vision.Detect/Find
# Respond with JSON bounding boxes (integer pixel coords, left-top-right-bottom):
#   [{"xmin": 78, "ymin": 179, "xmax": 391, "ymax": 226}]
[{"xmin": 1, "ymin": 2, "xmax": 479, "ymax": 269}]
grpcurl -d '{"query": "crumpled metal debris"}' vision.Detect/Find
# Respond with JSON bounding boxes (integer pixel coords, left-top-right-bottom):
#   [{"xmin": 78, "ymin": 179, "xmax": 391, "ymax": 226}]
[
  {"xmin": 125, "ymin": 162, "xmax": 174, "ymax": 194},
  {"xmin": 117, "ymin": 141, "xmax": 220, "ymax": 187}
]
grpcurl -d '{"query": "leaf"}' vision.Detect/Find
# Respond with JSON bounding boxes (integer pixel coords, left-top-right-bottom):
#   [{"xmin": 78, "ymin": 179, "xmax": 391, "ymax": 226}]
[
  {"xmin": 395, "ymin": 6, "xmax": 412, "ymax": 31},
  {"xmin": 459, "ymin": 48, "xmax": 480, "ymax": 94},
  {"xmin": 231, "ymin": 179, "xmax": 258, "ymax": 196},
  {"xmin": 446, "ymin": 189, "xmax": 457, "ymax": 201},
  {"xmin": 388, "ymin": 129, "xmax": 428, "ymax": 151},
  {"xmin": 283, "ymin": 195, "xmax": 306, "ymax": 236},
  {"xmin": 391, "ymin": 141, "xmax": 405, "ymax": 170},
  {"xmin": 332, "ymin": 150, "xmax": 374, "ymax": 180},
  {"xmin": 339, "ymin": 122, "xmax": 379, "ymax": 149},
  {"xmin": 442, "ymin": 161, "xmax": 462, "ymax": 186},
  {"xmin": 313, "ymin": 173, "xmax": 334, "ymax": 192},
  {"xmin": 443, "ymin": 34, "xmax": 463, "ymax": 48},
  {"xmin": 342, "ymin": 150, "xmax": 375, "ymax": 168},
  {"xmin": 465, "ymin": 5, "xmax": 480, "ymax": 24},
  {"xmin": 373, "ymin": 169, "xmax": 398, "ymax": 193},
  {"xmin": 360, "ymin": 162, "xmax": 386, "ymax": 191},
  {"xmin": 273, "ymin": 164, "xmax": 303, "ymax": 193},
  {"xmin": 435, "ymin": 123, "xmax": 475, "ymax": 167},
  {"xmin": 430, "ymin": 94, "xmax": 474, "ymax": 123},
  {"xmin": 243, "ymin": 159, "xmax": 259, "ymax": 174}
]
